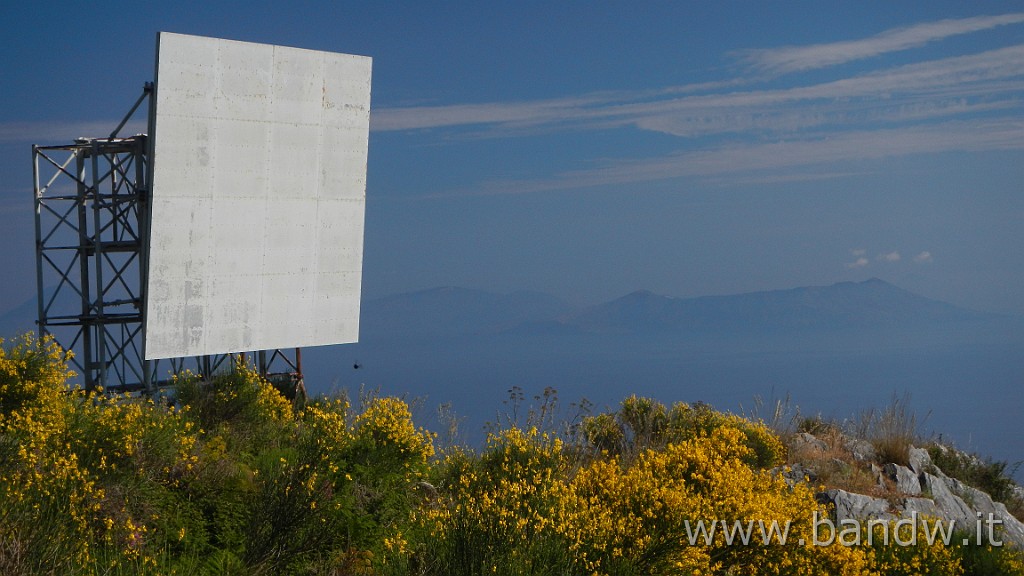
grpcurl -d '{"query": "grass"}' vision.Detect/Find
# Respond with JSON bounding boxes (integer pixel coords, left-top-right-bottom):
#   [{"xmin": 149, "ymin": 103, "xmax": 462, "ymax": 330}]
[{"xmin": 854, "ymin": 393, "xmax": 924, "ymax": 468}]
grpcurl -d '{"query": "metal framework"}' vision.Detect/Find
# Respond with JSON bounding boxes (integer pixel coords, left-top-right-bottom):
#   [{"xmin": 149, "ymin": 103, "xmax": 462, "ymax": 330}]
[
  {"xmin": 32, "ymin": 85, "xmax": 303, "ymax": 393},
  {"xmin": 34, "ymin": 133, "xmax": 149, "ymax": 391}
]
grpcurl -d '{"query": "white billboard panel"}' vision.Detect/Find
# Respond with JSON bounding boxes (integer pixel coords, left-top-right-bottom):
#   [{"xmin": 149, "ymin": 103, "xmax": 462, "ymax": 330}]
[{"xmin": 145, "ymin": 33, "xmax": 371, "ymax": 359}]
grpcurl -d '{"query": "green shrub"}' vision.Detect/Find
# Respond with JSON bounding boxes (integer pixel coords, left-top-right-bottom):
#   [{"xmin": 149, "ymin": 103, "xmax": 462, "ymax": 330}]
[
  {"xmin": 928, "ymin": 446, "xmax": 1019, "ymax": 506},
  {"xmin": 955, "ymin": 536, "xmax": 1024, "ymax": 575}
]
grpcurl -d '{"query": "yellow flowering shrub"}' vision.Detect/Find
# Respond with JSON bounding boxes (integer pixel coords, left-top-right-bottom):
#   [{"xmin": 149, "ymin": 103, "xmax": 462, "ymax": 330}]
[
  {"xmin": 0, "ymin": 335, "xmax": 98, "ymax": 568},
  {"xmin": 1, "ymin": 337, "xmax": 1021, "ymax": 576},
  {"xmin": 866, "ymin": 519, "xmax": 961, "ymax": 576},
  {"xmin": 175, "ymin": 359, "xmax": 293, "ymax": 435},
  {"xmin": 352, "ymin": 397, "xmax": 435, "ymax": 468},
  {"xmin": 0, "ymin": 333, "xmax": 72, "ymax": 413},
  {"xmin": 296, "ymin": 397, "xmax": 351, "ymax": 471},
  {"xmin": 958, "ymin": 542, "xmax": 1024, "ymax": 574},
  {"xmin": 581, "ymin": 396, "xmax": 786, "ymax": 469},
  {"xmin": 0, "ymin": 335, "xmax": 184, "ymax": 571},
  {"xmin": 552, "ymin": 425, "xmax": 874, "ymax": 575},
  {"xmin": 401, "ymin": 400, "xmax": 1019, "ymax": 576},
  {"xmin": 410, "ymin": 426, "xmax": 568, "ymax": 574},
  {"xmin": 342, "ymin": 397, "xmax": 437, "ymax": 563}
]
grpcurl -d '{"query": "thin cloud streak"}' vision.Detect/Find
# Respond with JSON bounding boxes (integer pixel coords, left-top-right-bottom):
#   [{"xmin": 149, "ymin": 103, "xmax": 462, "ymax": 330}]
[
  {"xmin": 436, "ymin": 118, "xmax": 1024, "ymax": 197},
  {"xmin": 735, "ymin": 13, "xmax": 1024, "ymax": 74},
  {"xmin": 704, "ymin": 170, "xmax": 870, "ymax": 187},
  {"xmin": 626, "ymin": 45, "xmax": 1024, "ymax": 137},
  {"xmin": 374, "ymin": 45, "xmax": 1024, "ymax": 138},
  {"xmin": 370, "ymin": 79, "xmax": 748, "ymax": 132}
]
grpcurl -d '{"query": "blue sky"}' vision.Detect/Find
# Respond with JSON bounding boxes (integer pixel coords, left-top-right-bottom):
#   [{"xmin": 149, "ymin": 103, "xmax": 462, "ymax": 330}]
[{"xmin": 2, "ymin": 1, "xmax": 1023, "ymax": 316}]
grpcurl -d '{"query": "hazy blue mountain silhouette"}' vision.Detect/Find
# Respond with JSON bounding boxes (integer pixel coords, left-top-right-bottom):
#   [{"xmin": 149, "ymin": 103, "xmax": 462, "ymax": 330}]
[
  {"xmin": 359, "ymin": 278, "xmax": 1004, "ymax": 340},
  {"xmin": 5, "ymin": 279, "xmax": 997, "ymax": 344},
  {"xmin": 520, "ymin": 278, "xmax": 994, "ymax": 336}
]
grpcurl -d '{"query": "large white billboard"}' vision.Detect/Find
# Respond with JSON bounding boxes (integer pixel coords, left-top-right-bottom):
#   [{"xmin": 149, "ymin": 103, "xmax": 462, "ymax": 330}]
[{"xmin": 144, "ymin": 33, "xmax": 371, "ymax": 359}]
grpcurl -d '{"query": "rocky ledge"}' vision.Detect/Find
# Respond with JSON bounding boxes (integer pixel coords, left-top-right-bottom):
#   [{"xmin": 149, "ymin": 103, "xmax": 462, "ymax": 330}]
[{"xmin": 775, "ymin": 434, "xmax": 1024, "ymax": 548}]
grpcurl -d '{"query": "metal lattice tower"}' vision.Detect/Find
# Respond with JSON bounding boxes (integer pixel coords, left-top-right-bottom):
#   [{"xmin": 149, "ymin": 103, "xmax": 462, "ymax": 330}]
[
  {"xmin": 34, "ymin": 132, "xmax": 149, "ymax": 391},
  {"xmin": 32, "ymin": 85, "xmax": 304, "ymax": 394}
]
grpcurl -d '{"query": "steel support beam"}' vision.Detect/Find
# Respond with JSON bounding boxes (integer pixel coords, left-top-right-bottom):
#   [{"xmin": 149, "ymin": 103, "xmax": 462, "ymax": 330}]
[{"xmin": 33, "ymin": 85, "xmax": 305, "ymax": 394}]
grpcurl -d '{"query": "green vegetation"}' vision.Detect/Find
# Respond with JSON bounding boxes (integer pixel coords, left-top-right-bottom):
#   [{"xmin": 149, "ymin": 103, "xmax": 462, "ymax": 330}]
[
  {"xmin": 1, "ymin": 333, "xmax": 1023, "ymax": 575},
  {"xmin": 927, "ymin": 445, "xmax": 1024, "ymax": 519}
]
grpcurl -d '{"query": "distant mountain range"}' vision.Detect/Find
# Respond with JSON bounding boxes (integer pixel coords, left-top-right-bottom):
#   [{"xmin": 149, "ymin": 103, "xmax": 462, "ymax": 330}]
[
  {"xmin": 5, "ymin": 277, "xmax": 1014, "ymax": 349},
  {"xmin": 3, "ymin": 277, "xmax": 1008, "ymax": 342},
  {"xmin": 360, "ymin": 278, "xmax": 1008, "ymax": 341}
]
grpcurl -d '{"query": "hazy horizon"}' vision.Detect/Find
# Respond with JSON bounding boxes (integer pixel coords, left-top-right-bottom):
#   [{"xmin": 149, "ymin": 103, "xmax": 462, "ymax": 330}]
[
  {"xmin": 366, "ymin": 276, "xmax": 1023, "ymax": 316},
  {"xmin": 1, "ymin": 269, "xmax": 1021, "ymax": 480}
]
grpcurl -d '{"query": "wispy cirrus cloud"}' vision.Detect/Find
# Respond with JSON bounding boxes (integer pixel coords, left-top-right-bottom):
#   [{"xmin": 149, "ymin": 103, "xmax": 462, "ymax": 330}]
[
  {"xmin": 630, "ymin": 45, "xmax": 1024, "ymax": 138},
  {"xmin": 373, "ymin": 43, "xmax": 1024, "ymax": 139},
  {"xmin": 432, "ymin": 117, "xmax": 1024, "ymax": 197},
  {"xmin": 734, "ymin": 13, "xmax": 1024, "ymax": 75},
  {"xmin": 370, "ymin": 78, "xmax": 749, "ymax": 132},
  {"xmin": 385, "ymin": 9, "xmax": 1024, "ymax": 197},
  {"xmin": 371, "ymin": 94, "xmax": 608, "ymax": 132}
]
